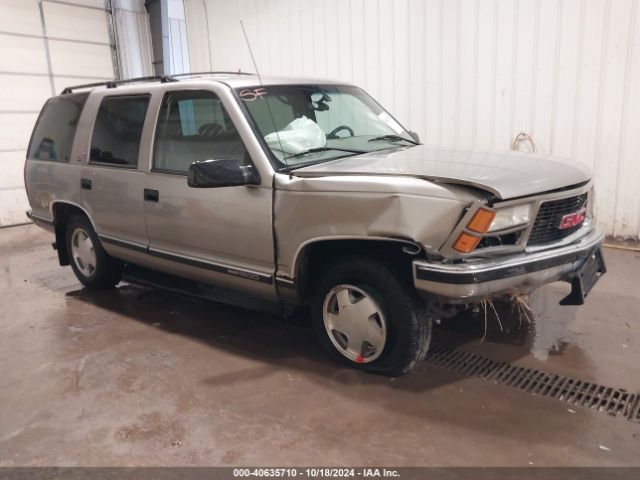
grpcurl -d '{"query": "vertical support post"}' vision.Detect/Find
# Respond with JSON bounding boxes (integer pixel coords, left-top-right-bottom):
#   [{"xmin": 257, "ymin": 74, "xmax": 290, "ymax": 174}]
[
  {"xmin": 106, "ymin": 0, "xmax": 122, "ymax": 80},
  {"xmin": 146, "ymin": 0, "xmax": 165, "ymax": 75},
  {"xmin": 161, "ymin": 0, "xmax": 171, "ymax": 74}
]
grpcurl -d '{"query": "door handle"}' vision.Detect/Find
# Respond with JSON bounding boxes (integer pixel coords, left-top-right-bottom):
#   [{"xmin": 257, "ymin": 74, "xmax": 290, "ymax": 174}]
[
  {"xmin": 144, "ymin": 188, "xmax": 159, "ymax": 202},
  {"xmin": 80, "ymin": 178, "xmax": 92, "ymax": 190}
]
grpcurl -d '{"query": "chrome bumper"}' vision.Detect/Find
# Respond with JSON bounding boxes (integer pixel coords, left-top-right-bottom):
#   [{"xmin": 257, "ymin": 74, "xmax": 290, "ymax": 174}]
[{"xmin": 413, "ymin": 227, "xmax": 605, "ymax": 301}]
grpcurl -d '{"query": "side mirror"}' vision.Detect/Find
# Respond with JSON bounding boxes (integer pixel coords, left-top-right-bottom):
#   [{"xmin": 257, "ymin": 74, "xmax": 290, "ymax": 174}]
[
  {"xmin": 408, "ymin": 131, "xmax": 420, "ymax": 143},
  {"xmin": 187, "ymin": 159, "xmax": 260, "ymax": 188}
]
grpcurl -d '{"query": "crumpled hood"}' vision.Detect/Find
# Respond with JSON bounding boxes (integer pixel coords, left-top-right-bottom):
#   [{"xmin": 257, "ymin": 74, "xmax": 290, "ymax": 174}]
[{"xmin": 292, "ymin": 146, "xmax": 591, "ymax": 199}]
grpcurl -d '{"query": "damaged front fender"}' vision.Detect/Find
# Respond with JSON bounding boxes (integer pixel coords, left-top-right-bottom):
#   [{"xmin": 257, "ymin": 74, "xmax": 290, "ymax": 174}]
[{"xmin": 273, "ymin": 173, "xmax": 481, "ymax": 281}]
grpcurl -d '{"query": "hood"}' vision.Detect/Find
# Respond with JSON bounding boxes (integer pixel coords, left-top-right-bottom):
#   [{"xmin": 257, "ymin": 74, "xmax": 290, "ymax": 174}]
[{"xmin": 292, "ymin": 146, "xmax": 591, "ymax": 200}]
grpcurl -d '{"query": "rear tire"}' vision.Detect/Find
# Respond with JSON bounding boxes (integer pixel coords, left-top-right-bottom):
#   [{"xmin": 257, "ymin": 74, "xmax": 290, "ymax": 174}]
[
  {"xmin": 310, "ymin": 256, "xmax": 431, "ymax": 376},
  {"xmin": 65, "ymin": 215, "xmax": 122, "ymax": 289}
]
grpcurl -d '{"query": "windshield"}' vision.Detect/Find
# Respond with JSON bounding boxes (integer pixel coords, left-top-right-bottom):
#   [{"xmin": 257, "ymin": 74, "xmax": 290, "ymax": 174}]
[{"xmin": 236, "ymin": 84, "xmax": 417, "ymax": 170}]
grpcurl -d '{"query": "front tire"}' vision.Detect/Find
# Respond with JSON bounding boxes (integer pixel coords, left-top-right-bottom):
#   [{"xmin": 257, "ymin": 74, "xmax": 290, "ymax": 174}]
[
  {"xmin": 66, "ymin": 215, "xmax": 122, "ymax": 289},
  {"xmin": 311, "ymin": 256, "xmax": 431, "ymax": 376}
]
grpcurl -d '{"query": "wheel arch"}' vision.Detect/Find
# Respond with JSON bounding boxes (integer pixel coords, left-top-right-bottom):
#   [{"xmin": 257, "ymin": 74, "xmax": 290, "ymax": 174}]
[
  {"xmin": 50, "ymin": 201, "xmax": 98, "ymax": 266},
  {"xmin": 290, "ymin": 236, "xmax": 422, "ymax": 301}
]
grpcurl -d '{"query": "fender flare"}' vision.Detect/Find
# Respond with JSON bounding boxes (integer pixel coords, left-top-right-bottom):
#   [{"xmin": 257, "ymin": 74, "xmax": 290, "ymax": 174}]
[
  {"xmin": 286, "ymin": 235, "xmax": 422, "ymax": 281},
  {"xmin": 49, "ymin": 200, "xmax": 99, "ymax": 266}
]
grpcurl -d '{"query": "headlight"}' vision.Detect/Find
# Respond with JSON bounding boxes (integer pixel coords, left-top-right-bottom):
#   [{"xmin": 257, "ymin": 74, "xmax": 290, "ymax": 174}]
[
  {"xmin": 488, "ymin": 204, "xmax": 531, "ymax": 232},
  {"xmin": 453, "ymin": 203, "xmax": 533, "ymax": 253}
]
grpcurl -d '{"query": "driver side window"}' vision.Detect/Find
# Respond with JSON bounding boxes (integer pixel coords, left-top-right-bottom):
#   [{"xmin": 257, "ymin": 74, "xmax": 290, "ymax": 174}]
[{"xmin": 154, "ymin": 90, "xmax": 249, "ymax": 173}]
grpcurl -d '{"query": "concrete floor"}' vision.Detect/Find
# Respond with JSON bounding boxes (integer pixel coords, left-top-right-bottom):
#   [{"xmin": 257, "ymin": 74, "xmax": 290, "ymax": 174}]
[{"xmin": 1, "ymin": 224, "xmax": 639, "ymax": 466}]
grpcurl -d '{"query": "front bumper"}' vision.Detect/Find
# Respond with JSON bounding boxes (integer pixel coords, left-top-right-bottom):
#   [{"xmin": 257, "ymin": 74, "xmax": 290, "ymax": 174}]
[{"xmin": 413, "ymin": 227, "xmax": 605, "ymax": 302}]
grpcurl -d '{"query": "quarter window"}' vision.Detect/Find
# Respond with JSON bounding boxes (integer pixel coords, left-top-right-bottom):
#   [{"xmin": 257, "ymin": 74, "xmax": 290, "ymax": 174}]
[
  {"xmin": 28, "ymin": 93, "xmax": 89, "ymax": 162},
  {"xmin": 154, "ymin": 90, "xmax": 248, "ymax": 173},
  {"xmin": 90, "ymin": 95, "xmax": 150, "ymax": 167}
]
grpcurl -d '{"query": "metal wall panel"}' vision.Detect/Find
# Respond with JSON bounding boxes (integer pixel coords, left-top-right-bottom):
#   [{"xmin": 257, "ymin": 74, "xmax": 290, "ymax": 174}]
[
  {"xmin": 0, "ymin": 35, "xmax": 49, "ymax": 74},
  {"xmin": 0, "ymin": 114, "xmax": 38, "ymax": 152},
  {"xmin": 48, "ymin": 41, "xmax": 114, "ymax": 77},
  {"xmin": 185, "ymin": 0, "xmax": 640, "ymax": 239},
  {"xmin": 43, "ymin": 1, "xmax": 111, "ymax": 43},
  {"xmin": 0, "ymin": 0, "xmax": 42, "ymax": 35},
  {"xmin": 0, "ymin": 152, "xmax": 26, "ymax": 190},
  {"xmin": 53, "ymin": 0, "xmax": 108, "ymax": 8},
  {"xmin": 0, "ymin": 75, "xmax": 51, "ymax": 112}
]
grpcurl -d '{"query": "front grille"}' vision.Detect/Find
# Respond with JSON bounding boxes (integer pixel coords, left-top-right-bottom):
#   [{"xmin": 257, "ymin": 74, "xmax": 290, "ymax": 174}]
[{"xmin": 528, "ymin": 193, "xmax": 588, "ymax": 246}]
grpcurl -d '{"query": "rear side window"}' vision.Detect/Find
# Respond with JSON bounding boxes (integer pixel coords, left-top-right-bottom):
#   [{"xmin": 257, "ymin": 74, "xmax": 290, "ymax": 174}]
[
  {"xmin": 90, "ymin": 95, "xmax": 150, "ymax": 167},
  {"xmin": 28, "ymin": 93, "xmax": 89, "ymax": 162}
]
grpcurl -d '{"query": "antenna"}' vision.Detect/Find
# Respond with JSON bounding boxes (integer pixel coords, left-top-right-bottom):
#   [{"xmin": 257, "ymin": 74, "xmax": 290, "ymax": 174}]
[
  {"xmin": 240, "ymin": 20, "xmax": 263, "ymax": 85},
  {"xmin": 239, "ymin": 21, "xmax": 288, "ymax": 169}
]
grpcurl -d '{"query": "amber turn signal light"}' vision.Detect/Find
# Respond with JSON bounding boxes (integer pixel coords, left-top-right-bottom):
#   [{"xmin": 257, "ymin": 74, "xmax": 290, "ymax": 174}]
[
  {"xmin": 453, "ymin": 232, "xmax": 481, "ymax": 253},
  {"xmin": 467, "ymin": 208, "xmax": 496, "ymax": 233}
]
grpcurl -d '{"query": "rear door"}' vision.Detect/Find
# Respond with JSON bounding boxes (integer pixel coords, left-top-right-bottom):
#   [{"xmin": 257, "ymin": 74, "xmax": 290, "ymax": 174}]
[
  {"xmin": 142, "ymin": 87, "xmax": 275, "ymax": 299},
  {"xmin": 78, "ymin": 91, "xmax": 152, "ymax": 264}
]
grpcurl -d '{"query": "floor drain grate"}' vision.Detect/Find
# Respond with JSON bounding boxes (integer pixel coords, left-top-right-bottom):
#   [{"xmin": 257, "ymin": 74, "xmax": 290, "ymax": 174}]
[
  {"xmin": 629, "ymin": 397, "xmax": 640, "ymax": 423},
  {"xmin": 425, "ymin": 344, "xmax": 640, "ymax": 422}
]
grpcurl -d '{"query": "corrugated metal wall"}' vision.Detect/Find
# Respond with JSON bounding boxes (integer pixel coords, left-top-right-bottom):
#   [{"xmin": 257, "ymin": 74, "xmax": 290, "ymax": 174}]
[
  {"xmin": 185, "ymin": 0, "xmax": 640, "ymax": 239},
  {"xmin": 113, "ymin": 0, "xmax": 155, "ymax": 79},
  {"xmin": 166, "ymin": 0, "xmax": 190, "ymax": 74}
]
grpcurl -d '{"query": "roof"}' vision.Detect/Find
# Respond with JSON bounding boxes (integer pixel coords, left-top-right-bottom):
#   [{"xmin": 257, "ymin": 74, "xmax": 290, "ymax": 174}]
[
  {"xmin": 60, "ymin": 72, "xmax": 353, "ymax": 95},
  {"xmin": 185, "ymin": 73, "xmax": 351, "ymax": 88}
]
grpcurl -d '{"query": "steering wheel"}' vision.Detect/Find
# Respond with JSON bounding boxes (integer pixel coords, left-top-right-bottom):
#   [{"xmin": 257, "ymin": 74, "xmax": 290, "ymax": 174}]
[{"xmin": 327, "ymin": 125, "xmax": 355, "ymax": 139}]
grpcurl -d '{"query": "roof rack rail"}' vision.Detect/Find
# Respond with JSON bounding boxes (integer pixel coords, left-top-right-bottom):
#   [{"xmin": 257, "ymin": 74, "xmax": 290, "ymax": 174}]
[
  {"xmin": 170, "ymin": 71, "xmax": 255, "ymax": 78},
  {"xmin": 61, "ymin": 74, "xmax": 177, "ymax": 94},
  {"xmin": 60, "ymin": 71, "xmax": 255, "ymax": 94}
]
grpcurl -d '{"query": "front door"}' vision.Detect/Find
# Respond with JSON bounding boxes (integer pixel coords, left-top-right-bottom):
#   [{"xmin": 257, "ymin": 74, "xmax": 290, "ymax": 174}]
[{"xmin": 142, "ymin": 89, "xmax": 275, "ymax": 299}]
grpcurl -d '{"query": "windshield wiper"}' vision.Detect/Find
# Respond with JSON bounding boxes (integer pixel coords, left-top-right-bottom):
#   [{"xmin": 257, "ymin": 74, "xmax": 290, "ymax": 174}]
[
  {"xmin": 368, "ymin": 134, "xmax": 418, "ymax": 145},
  {"xmin": 284, "ymin": 146, "xmax": 366, "ymax": 160}
]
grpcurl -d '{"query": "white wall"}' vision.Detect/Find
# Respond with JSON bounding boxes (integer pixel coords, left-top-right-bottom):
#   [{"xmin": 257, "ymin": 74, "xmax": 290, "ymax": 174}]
[
  {"xmin": 185, "ymin": 0, "xmax": 640, "ymax": 240},
  {"xmin": 0, "ymin": 0, "xmax": 152, "ymax": 227}
]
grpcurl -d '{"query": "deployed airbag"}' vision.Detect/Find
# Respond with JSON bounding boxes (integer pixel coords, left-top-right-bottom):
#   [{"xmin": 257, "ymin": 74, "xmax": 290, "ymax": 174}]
[{"xmin": 264, "ymin": 116, "xmax": 326, "ymax": 158}]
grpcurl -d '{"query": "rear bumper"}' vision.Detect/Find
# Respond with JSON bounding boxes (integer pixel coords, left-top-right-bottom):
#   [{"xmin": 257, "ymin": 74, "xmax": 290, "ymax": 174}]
[
  {"xmin": 26, "ymin": 209, "xmax": 55, "ymax": 232},
  {"xmin": 413, "ymin": 227, "xmax": 605, "ymax": 302}
]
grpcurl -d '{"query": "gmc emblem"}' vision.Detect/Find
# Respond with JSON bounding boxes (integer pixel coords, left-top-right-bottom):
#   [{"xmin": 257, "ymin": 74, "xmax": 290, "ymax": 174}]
[{"xmin": 558, "ymin": 207, "xmax": 586, "ymax": 230}]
